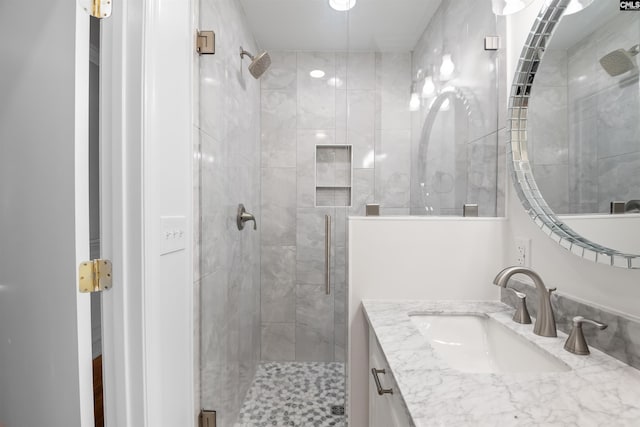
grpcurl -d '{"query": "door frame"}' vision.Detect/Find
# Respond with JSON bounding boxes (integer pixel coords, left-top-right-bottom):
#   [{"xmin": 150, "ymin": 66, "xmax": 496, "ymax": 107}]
[
  {"xmin": 100, "ymin": 1, "xmax": 146, "ymax": 425},
  {"xmin": 99, "ymin": 1, "xmax": 195, "ymax": 426}
]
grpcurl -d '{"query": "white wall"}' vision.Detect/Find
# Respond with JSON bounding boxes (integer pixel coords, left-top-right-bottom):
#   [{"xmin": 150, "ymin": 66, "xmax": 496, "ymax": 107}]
[
  {"xmin": 505, "ymin": 0, "xmax": 640, "ymax": 318},
  {"xmin": 561, "ymin": 214, "xmax": 640, "ymax": 255},
  {"xmin": 348, "ymin": 217, "xmax": 506, "ymax": 427},
  {"xmin": 505, "ymin": 191, "xmax": 640, "ymax": 317}
]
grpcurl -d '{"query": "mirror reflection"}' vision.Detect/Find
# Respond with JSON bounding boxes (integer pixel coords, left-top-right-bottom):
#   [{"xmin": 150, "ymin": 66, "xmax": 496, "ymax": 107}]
[
  {"xmin": 529, "ymin": 0, "xmax": 639, "ymax": 216},
  {"xmin": 410, "ymin": 1, "xmax": 502, "ymax": 217},
  {"xmin": 417, "ymin": 90, "xmax": 471, "ymax": 215}
]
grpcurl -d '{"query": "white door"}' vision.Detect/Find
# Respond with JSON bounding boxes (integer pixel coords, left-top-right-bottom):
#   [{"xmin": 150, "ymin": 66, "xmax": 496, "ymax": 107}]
[{"xmin": 0, "ymin": 2, "xmax": 94, "ymax": 426}]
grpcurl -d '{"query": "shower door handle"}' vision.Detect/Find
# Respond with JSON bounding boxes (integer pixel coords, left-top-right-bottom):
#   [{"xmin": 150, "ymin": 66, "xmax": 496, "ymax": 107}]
[{"xmin": 325, "ymin": 214, "xmax": 331, "ymax": 295}]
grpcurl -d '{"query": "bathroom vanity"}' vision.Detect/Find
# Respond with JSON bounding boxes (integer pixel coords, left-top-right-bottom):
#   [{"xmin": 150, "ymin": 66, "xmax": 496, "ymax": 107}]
[{"xmin": 364, "ymin": 300, "xmax": 640, "ymax": 426}]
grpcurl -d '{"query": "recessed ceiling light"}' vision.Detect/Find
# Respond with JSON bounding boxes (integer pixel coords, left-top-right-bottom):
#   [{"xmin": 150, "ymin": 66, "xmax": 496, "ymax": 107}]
[
  {"xmin": 329, "ymin": 0, "xmax": 356, "ymax": 12},
  {"xmin": 310, "ymin": 69, "xmax": 326, "ymax": 78}
]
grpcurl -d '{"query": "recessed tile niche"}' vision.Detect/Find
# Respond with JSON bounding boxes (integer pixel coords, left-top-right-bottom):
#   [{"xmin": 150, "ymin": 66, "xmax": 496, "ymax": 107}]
[{"xmin": 315, "ymin": 145, "xmax": 352, "ymax": 207}]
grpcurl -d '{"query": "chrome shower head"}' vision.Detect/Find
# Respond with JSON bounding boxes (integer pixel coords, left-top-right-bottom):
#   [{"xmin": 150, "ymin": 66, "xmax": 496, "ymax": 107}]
[
  {"xmin": 240, "ymin": 47, "xmax": 271, "ymax": 79},
  {"xmin": 599, "ymin": 44, "xmax": 640, "ymax": 77}
]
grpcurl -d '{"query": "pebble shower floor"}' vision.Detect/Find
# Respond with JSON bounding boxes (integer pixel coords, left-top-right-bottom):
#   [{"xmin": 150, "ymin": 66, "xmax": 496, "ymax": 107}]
[{"xmin": 235, "ymin": 362, "xmax": 346, "ymax": 427}]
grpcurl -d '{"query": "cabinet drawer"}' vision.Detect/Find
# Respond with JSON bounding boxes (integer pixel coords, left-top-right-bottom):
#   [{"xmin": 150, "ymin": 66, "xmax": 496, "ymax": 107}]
[{"xmin": 368, "ymin": 329, "xmax": 412, "ymax": 427}]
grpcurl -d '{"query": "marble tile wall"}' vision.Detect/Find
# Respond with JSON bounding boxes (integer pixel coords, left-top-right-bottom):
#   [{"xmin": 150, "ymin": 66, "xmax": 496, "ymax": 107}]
[
  {"xmin": 196, "ymin": 0, "xmax": 262, "ymax": 425},
  {"xmin": 530, "ymin": 12, "xmax": 640, "ymax": 214},
  {"xmin": 502, "ymin": 280, "xmax": 640, "ymax": 370},
  {"xmin": 528, "ymin": 50, "xmax": 570, "ymax": 214},
  {"xmin": 260, "ymin": 51, "xmax": 412, "ymax": 362},
  {"xmin": 410, "ymin": 0, "xmax": 504, "ymax": 217}
]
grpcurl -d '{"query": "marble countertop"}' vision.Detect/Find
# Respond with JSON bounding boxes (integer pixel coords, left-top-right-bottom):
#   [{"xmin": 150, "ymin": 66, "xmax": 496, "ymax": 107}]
[{"xmin": 362, "ymin": 300, "xmax": 640, "ymax": 427}]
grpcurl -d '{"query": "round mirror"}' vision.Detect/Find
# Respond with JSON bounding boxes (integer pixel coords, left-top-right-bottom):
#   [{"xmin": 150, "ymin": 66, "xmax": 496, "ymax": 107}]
[{"xmin": 508, "ymin": 0, "xmax": 640, "ymax": 268}]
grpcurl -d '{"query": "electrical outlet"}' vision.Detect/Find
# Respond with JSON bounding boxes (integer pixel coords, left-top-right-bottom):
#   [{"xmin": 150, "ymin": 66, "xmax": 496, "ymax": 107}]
[{"xmin": 515, "ymin": 237, "xmax": 531, "ymax": 266}]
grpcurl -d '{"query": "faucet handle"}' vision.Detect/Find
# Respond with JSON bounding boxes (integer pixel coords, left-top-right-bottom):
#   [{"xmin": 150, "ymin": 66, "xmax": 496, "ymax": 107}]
[
  {"xmin": 563, "ymin": 316, "xmax": 608, "ymax": 355},
  {"xmin": 505, "ymin": 287, "xmax": 532, "ymax": 324},
  {"xmin": 237, "ymin": 204, "xmax": 258, "ymax": 231}
]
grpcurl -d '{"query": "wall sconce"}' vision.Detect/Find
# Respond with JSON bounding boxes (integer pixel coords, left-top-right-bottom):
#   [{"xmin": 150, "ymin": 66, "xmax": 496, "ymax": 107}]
[
  {"xmin": 439, "ymin": 54, "xmax": 455, "ymax": 80},
  {"xmin": 78, "ymin": 0, "xmax": 112, "ymax": 18},
  {"xmin": 491, "ymin": 0, "xmax": 534, "ymax": 15}
]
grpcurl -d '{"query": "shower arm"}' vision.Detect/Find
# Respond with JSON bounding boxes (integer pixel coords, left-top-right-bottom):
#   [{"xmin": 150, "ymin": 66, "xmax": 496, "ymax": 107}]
[{"xmin": 240, "ymin": 47, "xmax": 254, "ymax": 60}]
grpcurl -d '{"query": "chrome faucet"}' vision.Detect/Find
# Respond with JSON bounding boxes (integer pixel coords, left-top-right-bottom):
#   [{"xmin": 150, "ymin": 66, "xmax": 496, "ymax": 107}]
[{"xmin": 493, "ymin": 266, "xmax": 557, "ymax": 337}]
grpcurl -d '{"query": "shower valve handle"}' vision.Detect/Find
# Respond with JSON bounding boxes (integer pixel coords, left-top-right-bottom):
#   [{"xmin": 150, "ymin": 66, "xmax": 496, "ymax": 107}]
[{"xmin": 237, "ymin": 204, "xmax": 257, "ymax": 231}]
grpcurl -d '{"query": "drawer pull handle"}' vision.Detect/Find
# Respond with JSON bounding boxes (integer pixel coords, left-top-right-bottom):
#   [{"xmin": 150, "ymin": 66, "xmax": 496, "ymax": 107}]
[{"xmin": 371, "ymin": 368, "xmax": 393, "ymax": 395}]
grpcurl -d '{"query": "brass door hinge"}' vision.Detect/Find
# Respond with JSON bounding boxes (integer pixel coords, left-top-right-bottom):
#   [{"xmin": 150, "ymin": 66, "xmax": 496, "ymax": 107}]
[
  {"xmin": 78, "ymin": 0, "xmax": 112, "ymax": 19},
  {"xmin": 197, "ymin": 31, "xmax": 216, "ymax": 55},
  {"xmin": 79, "ymin": 259, "xmax": 113, "ymax": 293}
]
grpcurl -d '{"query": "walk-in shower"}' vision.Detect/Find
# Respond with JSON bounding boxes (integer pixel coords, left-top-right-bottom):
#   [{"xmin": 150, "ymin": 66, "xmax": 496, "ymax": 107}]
[{"xmin": 197, "ymin": 0, "xmax": 502, "ymax": 425}]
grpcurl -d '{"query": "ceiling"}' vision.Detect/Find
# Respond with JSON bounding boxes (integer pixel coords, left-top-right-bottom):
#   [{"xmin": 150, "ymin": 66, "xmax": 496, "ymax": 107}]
[{"xmin": 238, "ymin": 0, "xmax": 442, "ymax": 52}]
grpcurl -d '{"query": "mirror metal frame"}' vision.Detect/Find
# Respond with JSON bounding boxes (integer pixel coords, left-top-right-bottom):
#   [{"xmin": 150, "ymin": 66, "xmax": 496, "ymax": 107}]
[{"xmin": 507, "ymin": 0, "xmax": 640, "ymax": 269}]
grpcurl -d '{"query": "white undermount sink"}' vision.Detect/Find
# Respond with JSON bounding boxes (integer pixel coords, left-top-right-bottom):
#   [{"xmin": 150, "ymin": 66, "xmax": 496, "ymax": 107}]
[{"xmin": 409, "ymin": 314, "xmax": 570, "ymax": 374}]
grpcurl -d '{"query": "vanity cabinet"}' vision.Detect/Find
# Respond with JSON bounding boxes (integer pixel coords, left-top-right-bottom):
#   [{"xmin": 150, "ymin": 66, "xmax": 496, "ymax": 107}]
[{"xmin": 368, "ymin": 329, "xmax": 412, "ymax": 427}]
